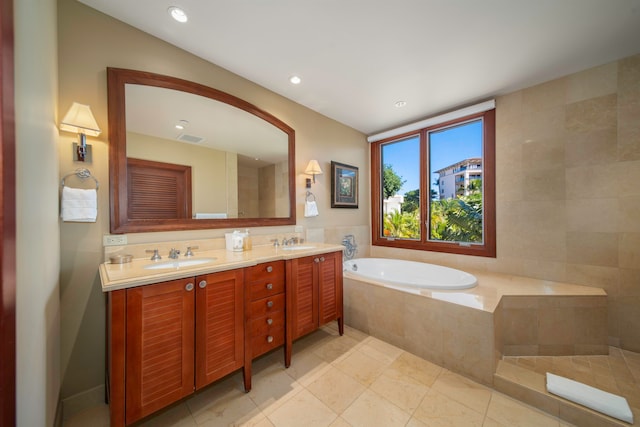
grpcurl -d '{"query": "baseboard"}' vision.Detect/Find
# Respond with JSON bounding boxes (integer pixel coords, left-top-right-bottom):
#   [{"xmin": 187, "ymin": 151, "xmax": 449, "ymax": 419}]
[{"xmin": 61, "ymin": 384, "xmax": 105, "ymax": 421}]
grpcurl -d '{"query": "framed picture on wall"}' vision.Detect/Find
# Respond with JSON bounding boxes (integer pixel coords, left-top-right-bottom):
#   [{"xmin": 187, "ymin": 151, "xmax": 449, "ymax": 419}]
[{"xmin": 331, "ymin": 161, "xmax": 358, "ymax": 208}]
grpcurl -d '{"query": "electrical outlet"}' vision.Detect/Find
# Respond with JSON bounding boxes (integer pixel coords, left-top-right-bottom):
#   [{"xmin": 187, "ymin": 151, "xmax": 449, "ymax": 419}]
[
  {"xmin": 294, "ymin": 225, "xmax": 303, "ymax": 233},
  {"xmin": 103, "ymin": 234, "xmax": 127, "ymax": 246}
]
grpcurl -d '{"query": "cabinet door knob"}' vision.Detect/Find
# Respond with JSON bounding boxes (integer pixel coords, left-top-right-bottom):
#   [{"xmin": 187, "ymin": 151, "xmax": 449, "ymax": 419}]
[
  {"xmin": 266, "ymin": 300, "xmax": 274, "ymax": 308},
  {"xmin": 266, "ymin": 283, "xmax": 273, "ymax": 290},
  {"xmin": 185, "ymin": 283, "xmax": 194, "ymax": 291},
  {"xmin": 320, "ymin": 256, "xmax": 325, "ymax": 262},
  {"xmin": 266, "ymin": 266, "xmax": 273, "ymax": 273},
  {"xmin": 314, "ymin": 258, "xmax": 320, "ymax": 263},
  {"xmin": 266, "ymin": 318, "xmax": 273, "ymax": 325},
  {"xmin": 198, "ymin": 280, "xmax": 207, "ymax": 289},
  {"xmin": 267, "ymin": 335, "xmax": 274, "ymax": 343}
]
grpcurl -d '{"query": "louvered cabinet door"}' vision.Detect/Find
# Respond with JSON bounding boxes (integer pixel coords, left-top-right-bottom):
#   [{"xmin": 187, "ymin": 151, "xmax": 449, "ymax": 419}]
[
  {"xmin": 125, "ymin": 278, "xmax": 195, "ymax": 425},
  {"xmin": 318, "ymin": 251, "xmax": 343, "ymax": 326},
  {"xmin": 288, "ymin": 256, "xmax": 319, "ymax": 340},
  {"xmin": 195, "ymin": 269, "xmax": 244, "ymax": 390}
]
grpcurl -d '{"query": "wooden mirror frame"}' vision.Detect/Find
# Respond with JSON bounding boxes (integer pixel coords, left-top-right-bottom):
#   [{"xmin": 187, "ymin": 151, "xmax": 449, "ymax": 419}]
[{"xmin": 107, "ymin": 67, "xmax": 296, "ymax": 233}]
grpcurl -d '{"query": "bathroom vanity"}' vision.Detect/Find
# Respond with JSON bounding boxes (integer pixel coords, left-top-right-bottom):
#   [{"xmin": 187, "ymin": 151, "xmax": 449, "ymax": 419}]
[{"xmin": 100, "ymin": 244, "xmax": 344, "ymax": 427}]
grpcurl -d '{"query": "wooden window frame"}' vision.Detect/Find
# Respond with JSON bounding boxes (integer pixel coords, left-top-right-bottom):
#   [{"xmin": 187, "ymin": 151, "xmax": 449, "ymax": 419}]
[{"xmin": 371, "ymin": 109, "xmax": 496, "ymax": 258}]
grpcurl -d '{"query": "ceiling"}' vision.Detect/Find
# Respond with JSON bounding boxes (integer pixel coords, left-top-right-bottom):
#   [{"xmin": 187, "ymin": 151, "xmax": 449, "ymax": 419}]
[
  {"xmin": 79, "ymin": 0, "xmax": 640, "ymax": 135},
  {"xmin": 126, "ymin": 84, "xmax": 289, "ymax": 165}
]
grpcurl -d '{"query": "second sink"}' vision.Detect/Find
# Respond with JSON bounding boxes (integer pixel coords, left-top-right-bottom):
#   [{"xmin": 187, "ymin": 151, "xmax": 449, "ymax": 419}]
[{"xmin": 144, "ymin": 257, "xmax": 217, "ymax": 270}]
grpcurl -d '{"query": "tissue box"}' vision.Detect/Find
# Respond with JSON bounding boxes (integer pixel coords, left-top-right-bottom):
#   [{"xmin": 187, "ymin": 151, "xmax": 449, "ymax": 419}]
[{"xmin": 225, "ymin": 233, "xmax": 244, "ymax": 252}]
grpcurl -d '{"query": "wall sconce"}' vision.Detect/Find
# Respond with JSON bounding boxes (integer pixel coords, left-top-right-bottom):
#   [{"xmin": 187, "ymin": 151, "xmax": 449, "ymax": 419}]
[
  {"xmin": 60, "ymin": 102, "xmax": 101, "ymax": 162},
  {"xmin": 305, "ymin": 159, "xmax": 323, "ymax": 188}
]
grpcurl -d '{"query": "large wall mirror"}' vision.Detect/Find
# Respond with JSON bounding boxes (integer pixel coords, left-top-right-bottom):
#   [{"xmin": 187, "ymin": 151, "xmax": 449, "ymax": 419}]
[{"xmin": 107, "ymin": 68, "xmax": 295, "ymax": 233}]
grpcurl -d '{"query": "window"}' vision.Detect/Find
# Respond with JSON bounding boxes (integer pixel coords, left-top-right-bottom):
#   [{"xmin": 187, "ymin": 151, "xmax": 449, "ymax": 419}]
[{"xmin": 371, "ymin": 109, "xmax": 495, "ymax": 257}]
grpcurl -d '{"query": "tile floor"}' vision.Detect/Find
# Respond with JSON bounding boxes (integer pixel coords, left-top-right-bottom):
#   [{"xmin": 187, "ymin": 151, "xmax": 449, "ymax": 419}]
[
  {"xmin": 64, "ymin": 324, "xmax": 573, "ymax": 427},
  {"xmin": 503, "ymin": 348, "xmax": 640, "ymax": 412}
]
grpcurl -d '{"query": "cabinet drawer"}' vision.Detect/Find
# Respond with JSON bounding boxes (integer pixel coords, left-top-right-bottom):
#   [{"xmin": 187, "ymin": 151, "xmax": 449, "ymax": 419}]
[
  {"xmin": 249, "ymin": 293, "xmax": 284, "ymax": 318},
  {"xmin": 246, "ymin": 261, "xmax": 284, "ymax": 282},
  {"xmin": 249, "ymin": 311, "xmax": 284, "ymax": 336},
  {"xmin": 248, "ymin": 278, "xmax": 284, "ymax": 301},
  {"xmin": 251, "ymin": 327, "xmax": 285, "ymax": 357}
]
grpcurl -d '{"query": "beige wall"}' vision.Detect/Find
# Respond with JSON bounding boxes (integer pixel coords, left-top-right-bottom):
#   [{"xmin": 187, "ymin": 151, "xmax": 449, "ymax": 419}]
[
  {"xmin": 15, "ymin": 0, "xmax": 61, "ymax": 425},
  {"xmin": 57, "ymin": 0, "xmax": 369, "ymax": 399},
  {"xmin": 373, "ymin": 55, "xmax": 640, "ymax": 352}
]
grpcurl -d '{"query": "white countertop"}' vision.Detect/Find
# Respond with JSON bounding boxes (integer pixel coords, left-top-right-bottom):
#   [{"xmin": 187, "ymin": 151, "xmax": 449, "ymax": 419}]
[{"xmin": 100, "ymin": 243, "xmax": 344, "ymax": 292}]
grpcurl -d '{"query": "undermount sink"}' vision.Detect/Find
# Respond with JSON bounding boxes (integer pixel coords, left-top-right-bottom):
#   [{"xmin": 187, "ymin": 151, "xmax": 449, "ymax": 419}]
[
  {"xmin": 143, "ymin": 257, "xmax": 217, "ymax": 270},
  {"xmin": 282, "ymin": 245, "xmax": 316, "ymax": 251}
]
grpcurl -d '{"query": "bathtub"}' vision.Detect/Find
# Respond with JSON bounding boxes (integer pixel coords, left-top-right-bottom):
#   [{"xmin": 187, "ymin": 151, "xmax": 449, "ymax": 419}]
[{"xmin": 343, "ymin": 257, "xmax": 477, "ymax": 290}]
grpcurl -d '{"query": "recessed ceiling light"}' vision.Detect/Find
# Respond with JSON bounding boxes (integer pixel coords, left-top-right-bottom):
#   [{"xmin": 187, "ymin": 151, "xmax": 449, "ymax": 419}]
[
  {"xmin": 168, "ymin": 6, "xmax": 188, "ymax": 23},
  {"xmin": 289, "ymin": 75, "xmax": 302, "ymax": 85},
  {"xmin": 175, "ymin": 119, "xmax": 189, "ymax": 130},
  {"xmin": 394, "ymin": 100, "xmax": 407, "ymax": 108}
]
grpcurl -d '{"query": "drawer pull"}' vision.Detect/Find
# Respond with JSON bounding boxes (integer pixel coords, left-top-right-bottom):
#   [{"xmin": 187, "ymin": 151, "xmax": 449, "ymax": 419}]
[
  {"xmin": 320, "ymin": 256, "xmax": 325, "ymax": 262},
  {"xmin": 266, "ymin": 266, "xmax": 273, "ymax": 273},
  {"xmin": 198, "ymin": 280, "xmax": 207, "ymax": 289},
  {"xmin": 266, "ymin": 318, "xmax": 273, "ymax": 325},
  {"xmin": 314, "ymin": 257, "xmax": 320, "ymax": 263},
  {"xmin": 267, "ymin": 335, "xmax": 274, "ymax": 343},
  {"xmin": 266, "ymin": 283, "xmax": 273, "ymax": 290},
  {"xmin": 185, "ymin": 283, "xmax": 194, "ymax": 292},
  {"xmin": 266, "ymin": 300, "xmax": 274, "ymax": 308}
]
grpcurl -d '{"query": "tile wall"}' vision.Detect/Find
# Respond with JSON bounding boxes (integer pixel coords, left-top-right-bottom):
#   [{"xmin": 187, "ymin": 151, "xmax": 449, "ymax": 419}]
[{"xmin": 372, "ymin": 54, "xmax": 640, "ymax": 352}]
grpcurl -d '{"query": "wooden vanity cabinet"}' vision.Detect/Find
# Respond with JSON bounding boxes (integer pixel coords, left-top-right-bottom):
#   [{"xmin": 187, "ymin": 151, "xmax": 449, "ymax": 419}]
[
  {"xmin": 108, "ymin": 269, "xmax": 245, "ymax": 426},
  {"xmin": 243, "ymin": 261, "xmax": 286, "ymax": 391},
  {"xmin": 195, "ymin": 269, "xmax": 245, "ymax": 389},
  {"xmin": 124, "ymin": 277, "xmax": 195, "ymax": 423},
  {"xmin": 285, "ymin": 251, "xmax": 344, "ymax": 363}
]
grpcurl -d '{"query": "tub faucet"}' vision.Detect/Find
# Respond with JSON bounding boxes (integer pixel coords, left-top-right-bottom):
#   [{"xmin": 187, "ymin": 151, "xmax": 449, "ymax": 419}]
[
  {"xmin": 342, "ymin": 235, "xmax": 357, "ymax": 260},
  {"xmin": 169, "ymin": 248, "xmax": 180, "ymax": 259}
]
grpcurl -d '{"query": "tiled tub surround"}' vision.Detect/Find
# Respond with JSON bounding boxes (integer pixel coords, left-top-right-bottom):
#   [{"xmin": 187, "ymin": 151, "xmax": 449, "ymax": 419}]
[{"xmin": 343, "ymin": 268, "xmax": 607, "ymax": 386}]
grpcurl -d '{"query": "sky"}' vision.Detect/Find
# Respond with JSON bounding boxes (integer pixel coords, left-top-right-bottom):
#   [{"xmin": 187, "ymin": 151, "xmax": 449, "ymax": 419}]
[{"xmin": 381, "ymin": 119, "xmax": 482, "ymax": 196}]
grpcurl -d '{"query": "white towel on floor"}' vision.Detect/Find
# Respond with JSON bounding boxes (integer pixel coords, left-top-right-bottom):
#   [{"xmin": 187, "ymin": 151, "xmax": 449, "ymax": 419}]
[
  {"xmin": 546, "ymin": 372, "xmax": 634, "ymax": 424},
  {"xmin": 304, "ymin": 200, "xmax": 319, "ymax": 217},
  {"xmin": 61, "ymin": 186, "xmax": 97, "ymax": 222}
]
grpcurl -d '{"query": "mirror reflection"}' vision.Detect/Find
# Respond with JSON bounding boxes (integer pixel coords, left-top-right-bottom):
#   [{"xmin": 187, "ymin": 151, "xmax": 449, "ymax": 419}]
[{"xmin": 107, "ymin": 68, "xmax": 296, "ymax": 233}]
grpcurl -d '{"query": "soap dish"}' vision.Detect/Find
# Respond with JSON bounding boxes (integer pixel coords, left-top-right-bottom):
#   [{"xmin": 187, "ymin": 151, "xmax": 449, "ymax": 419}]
[{"xmin": 110, "ymin": 254, "xmax": 133, "ymax": 264}]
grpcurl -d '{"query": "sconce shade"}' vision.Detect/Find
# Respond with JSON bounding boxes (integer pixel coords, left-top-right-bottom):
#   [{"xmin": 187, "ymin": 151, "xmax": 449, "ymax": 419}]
[
  {"xmin": 305, "ymin": 159, "xmax": 323, "ymax": 184},
  {"xmin": 60, "ymin": 102, "xmax": 101, "ymax": 136},
  {"xmin": 305, "ymin": 160, "xmax": 323, "ymax": 176}
]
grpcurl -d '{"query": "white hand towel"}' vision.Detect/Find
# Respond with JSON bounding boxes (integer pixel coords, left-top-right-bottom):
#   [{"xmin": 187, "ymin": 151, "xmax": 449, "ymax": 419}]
[
  {"xmin": 304, "ymin": 200, "xmax": 319, "ymax": 217},
  {"xmin": 546, "ymin": 372, "xmax": 633, "ymax": 423},
  {"xmin": 61, "ymin": 187, "xmax": 98, "ymax": 222}
]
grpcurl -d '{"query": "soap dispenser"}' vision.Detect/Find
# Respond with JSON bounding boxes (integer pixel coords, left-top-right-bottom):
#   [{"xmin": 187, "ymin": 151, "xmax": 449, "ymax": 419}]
[{"xmin": 243, "ymin": 228, "xmax": 252, "ymax": 251}]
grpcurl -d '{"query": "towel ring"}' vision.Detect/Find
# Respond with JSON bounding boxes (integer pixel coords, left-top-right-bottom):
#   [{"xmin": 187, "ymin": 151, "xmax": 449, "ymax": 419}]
[
  {"xmin": 305, "ymin": 191, "xmax": 316, "ymax": 202},
  {"xmin": 61, "ymin": 168, "xmax": 99, "ymax": 190}
]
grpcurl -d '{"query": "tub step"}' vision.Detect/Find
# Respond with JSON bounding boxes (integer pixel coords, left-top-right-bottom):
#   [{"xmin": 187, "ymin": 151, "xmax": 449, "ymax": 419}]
[{"xmin": 494, "ymin": 360, "xmax": 634, "ymax": 426}]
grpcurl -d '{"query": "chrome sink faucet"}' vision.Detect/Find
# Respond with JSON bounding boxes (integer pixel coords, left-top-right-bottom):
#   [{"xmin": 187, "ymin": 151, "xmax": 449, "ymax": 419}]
[
  {"xmin": 169, "ymin": 248, "xmax": 181, "ymax": 259},
  {"xmin": 283, "ymin": 237, "xmax": 298, "ymax": 246},
  {"xmin": 146, "ymin": 249, "xmax": 161, "ymax": 261},
  {"xmin": 185, "ymin": 246, "xmax": 198, "ymax": 257}
]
